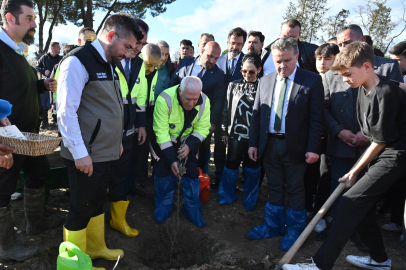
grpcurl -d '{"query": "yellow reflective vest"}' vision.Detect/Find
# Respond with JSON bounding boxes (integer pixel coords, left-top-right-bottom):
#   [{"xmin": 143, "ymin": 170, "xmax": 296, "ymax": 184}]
[{"xmin": 153, "ymin": 85, "xmax": 211, "ymax": 152}]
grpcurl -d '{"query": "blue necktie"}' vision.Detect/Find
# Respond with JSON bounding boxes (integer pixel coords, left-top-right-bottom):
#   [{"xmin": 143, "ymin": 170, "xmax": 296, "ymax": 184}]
[{"xmin": 124, "ymin": 58, "xmax": 131, "ymax": 84}]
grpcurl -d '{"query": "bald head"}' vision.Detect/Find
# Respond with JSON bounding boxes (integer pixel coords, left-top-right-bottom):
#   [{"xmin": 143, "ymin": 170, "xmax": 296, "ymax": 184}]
[
  {"xmin": 200, "ymin": 41, "xmax": 221, "ymax": 70},
  {"xmin": 178, "ymin": 76, "xmax": 202, "ymax": 110},
  {"xmin": 141, "ymin": 43, "xmax": 161, "ymax": 75}
]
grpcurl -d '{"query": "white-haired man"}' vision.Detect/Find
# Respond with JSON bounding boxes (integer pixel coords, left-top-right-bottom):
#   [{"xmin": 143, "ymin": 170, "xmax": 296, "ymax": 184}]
[{"xmin": 151, "ymin": 76, "xmax": 211, "ymax": 227}]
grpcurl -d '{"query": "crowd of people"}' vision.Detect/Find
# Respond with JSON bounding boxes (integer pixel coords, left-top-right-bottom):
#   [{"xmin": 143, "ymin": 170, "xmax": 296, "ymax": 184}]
[{"xmin": 0, "ymin": 0, "xmax": 406, "ymax": 269}]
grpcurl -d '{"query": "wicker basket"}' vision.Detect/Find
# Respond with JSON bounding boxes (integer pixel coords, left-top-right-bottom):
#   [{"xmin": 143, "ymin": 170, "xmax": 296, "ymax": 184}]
[{"xmin": 0, "ymin": 132, "xmax": 62, "ymax": 156}]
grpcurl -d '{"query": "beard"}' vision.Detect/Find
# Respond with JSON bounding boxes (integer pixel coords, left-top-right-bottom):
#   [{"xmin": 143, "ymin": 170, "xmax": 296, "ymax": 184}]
[
  {"xmin": 229, "ymin": 48, "xmax": 240, "ymax": 57},
  {"xmin": 23, "ymin": 28, "xmax": 36, "ymax": 45},
  {"xmin": 202, "ymin": 61, "xmax": 213, "ymax": 70}
]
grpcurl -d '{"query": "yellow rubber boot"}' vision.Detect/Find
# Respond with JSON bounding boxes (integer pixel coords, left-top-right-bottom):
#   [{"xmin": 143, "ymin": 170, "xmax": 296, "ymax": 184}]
[
  {"xmin": 110, "ymin": 200, "xmax": 139, "ymax": 237},
  {"xmin": 63, "ymin": 226, "xmax": 106, "ymax": 270},
  {"xmin": 86, "ymin": 214, "xmax": 124, "ymax": 260}
]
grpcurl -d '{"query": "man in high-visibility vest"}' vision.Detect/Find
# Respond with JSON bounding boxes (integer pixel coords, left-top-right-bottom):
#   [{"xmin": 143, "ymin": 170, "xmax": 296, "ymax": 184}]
[
  {"xmin": 108, "ymin": 36, "xmax": 159, "ymax": 238},
  {"xmin": 151, "ymin": 76, "xmax": 211, "ymax": 227}
]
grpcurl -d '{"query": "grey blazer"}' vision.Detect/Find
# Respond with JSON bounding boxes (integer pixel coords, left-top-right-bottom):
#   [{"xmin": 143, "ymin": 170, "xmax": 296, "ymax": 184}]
[
  {"xmin": 324, "ymin": 55, "xmax": 403, "ymax": 158},
  {"xmin": 249, "ymin": 67, "xmax": 324, "ymax": 164}
]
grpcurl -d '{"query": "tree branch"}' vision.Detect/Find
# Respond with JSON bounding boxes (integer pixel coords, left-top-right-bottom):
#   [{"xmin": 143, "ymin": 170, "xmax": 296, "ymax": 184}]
[{"xmin": 96, "ymin": 0, "xmax": 118, "ymax": 35}]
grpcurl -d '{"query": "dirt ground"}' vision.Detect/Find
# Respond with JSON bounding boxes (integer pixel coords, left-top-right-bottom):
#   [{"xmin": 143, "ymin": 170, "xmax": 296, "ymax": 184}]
[{"xmin": 1, "ymin": 130, "xmax": 405, "ymax": 270}]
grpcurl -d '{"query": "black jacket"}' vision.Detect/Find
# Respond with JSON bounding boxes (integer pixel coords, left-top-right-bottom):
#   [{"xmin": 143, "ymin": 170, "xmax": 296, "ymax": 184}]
[
  {"xmin": 261, "ymin": 39, "xmax": 318, "ymax": 76},
  {"xmin": 36, "ymin": 52, "xmax": 62, "ymax": 79}
]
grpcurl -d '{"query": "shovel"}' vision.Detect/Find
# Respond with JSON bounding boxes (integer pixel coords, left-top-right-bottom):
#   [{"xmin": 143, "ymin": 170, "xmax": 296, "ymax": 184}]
[{"xmin": 276, "ymin": 182, "xmax": 346, "ymax": 270}]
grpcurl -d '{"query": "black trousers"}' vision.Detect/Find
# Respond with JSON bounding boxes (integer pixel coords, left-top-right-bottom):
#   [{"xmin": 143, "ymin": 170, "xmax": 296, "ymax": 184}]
[
  {"xmin": 64, "ymin": 158, "xmax": 111, "ymax": 231},
  {"xmin": 314, "ymin": 154, "xmax": 406, "ymax": 269},
  {"xmin": 214, "ymin": 127, "xmax": 227, "ymax": 180},
  {"xmin": 0, "ymin": 154, "xmax": 49, "ymax": 207},
  {"xmin": 313, "ymin": 153, "xmax": 331, "ymax": 213},
  {"xmin": 136, "ymin": 119, "xmax": 153, "ymax": 183},
  {"xmin": 109, "ymin": 137, "xmax": 134, "ymax": 202},
  {"xmin": 262, "ymin": 137, "xmax": 307, "ymax": 211},
  {"xmin": 226, "ymin": 138, "xmax": 259, "ymax": 170}
]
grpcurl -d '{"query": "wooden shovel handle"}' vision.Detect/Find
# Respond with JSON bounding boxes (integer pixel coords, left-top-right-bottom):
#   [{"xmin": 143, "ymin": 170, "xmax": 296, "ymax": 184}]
[{"xmin": 278, "ymin": 182, "xmax": 347, "ymax": 267}]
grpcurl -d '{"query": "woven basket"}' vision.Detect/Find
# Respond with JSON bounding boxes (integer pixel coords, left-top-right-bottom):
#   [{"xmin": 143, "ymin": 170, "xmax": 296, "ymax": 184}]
[{"xmin": 0, "ymin": 132, "xmax": 62, "ymax": 156}]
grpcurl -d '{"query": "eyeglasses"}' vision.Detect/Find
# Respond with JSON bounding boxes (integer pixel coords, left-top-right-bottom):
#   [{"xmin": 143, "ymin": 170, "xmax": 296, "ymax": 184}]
[
  {"xmin": 241, "ymin": 69, "xmax": 257, "ymax": 75},
  {"xmin": 115, "ymin": 33, "xmax": 135, "ymax": 54}
]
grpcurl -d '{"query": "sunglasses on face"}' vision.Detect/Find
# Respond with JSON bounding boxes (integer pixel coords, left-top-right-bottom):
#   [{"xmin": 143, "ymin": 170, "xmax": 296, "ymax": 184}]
[{"xmin": 241, "ymin": 69, "xmax": 257, "ymax": 75}]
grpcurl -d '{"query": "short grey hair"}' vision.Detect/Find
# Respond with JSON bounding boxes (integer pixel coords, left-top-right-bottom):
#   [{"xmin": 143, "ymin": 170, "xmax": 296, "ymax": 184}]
[
  {"xmin": 141, "ymin": 43, "xmax": 161, "ymax": 60},
  {"xmin": 156, "ymin": 40, "xmax": 169, "ymax": 48},
  {"xmin": 271, "ymin": 37, "xmax": 298, "ymax": 55},
  {"xmin": 180, "ymin": 76, "xmax": 202, "ymax": 94}
]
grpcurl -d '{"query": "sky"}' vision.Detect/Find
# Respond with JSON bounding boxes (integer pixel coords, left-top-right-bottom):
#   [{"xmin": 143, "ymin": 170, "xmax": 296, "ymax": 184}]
[{"xmin": 31, "ymin": 0, "xmax": 406, "ymax": 59}]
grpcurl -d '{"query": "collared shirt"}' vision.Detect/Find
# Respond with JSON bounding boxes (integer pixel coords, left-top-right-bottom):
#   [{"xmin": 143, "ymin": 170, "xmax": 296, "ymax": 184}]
[
  {"xmin": 227, "ymin": 53, "xmax": 241, "ymax": 71},
  {"xmin": 190, "ymin": 56, "xmax": 206, "ymax": 77},
  {"xmin": 263, "ymin": 48, "xmax": 300, "ymax": 76},
  {"xmin": 269, "ymin": 67, "xmax": 297, "ymax": 133},
  {"xmin": 57, "ymin": 39, "xmax": 113, "ymax": 160},
  {"xmin": 120, "ymin": 58, "xmax": 131, "ymax": 72},
  {"xmin": 0, "ymin": 27, "xmax": 26, "ymax": 55}
]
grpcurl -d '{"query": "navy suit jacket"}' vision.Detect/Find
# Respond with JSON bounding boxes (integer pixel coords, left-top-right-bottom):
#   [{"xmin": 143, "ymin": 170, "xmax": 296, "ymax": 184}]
[
  {"xmin": 249, "ymin": 67, "xmax": 324, "ymax": 163},
  {"xmin": 169, "ymin": 56, "xmax": 226, "ymax": 125},
  {"xmin": 216, "ymin": 52, "xmax": 244, "ymax": 86}
]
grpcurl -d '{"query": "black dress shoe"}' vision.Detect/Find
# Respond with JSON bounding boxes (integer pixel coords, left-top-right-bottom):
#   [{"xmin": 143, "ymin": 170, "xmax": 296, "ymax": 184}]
[
  {"xmin": 210, "ymin": 180, "xmax": 219, "ymax": 189},
  {"xmin": 128, "ymin": 187, "xmax": 146, "ymax": 197},
  {"xmin": 316, "ymin": 224, "xmax": 331, "ymax": 242}
]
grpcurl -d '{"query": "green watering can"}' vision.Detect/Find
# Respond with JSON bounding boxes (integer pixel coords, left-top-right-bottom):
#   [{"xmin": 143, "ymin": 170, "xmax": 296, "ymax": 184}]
[{"xmin": 57, "ymin": 242, "xmax": 92, "ymax": 270}]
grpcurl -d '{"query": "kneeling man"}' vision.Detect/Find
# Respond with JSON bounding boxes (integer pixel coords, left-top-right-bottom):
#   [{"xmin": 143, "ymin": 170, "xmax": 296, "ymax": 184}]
[{"xmin": 151, "ymin": 76, "xmax": 210, "ymax": 227}]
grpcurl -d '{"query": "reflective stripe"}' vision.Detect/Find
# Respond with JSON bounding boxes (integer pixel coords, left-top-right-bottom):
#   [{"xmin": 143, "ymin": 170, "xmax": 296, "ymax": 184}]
[
  {"xmin": 136, "ymin": 106, "xmax": 146, "ymax": 112},
  {"xmin": 160, "ymin": 92, "xmax": 172, "ymax": 117},
  {"xmin": 160, "ymin": 141, "xmax": 172, "ymax": 150},
  {"xmin": 198, "ymin": 93, "xmax": 207, "ymax": 120},
  {"xmin": 191, "ymin": 132, "xmax": 204, "ymax": 142},
  {"xmin": 122, "ymin": 97, "xmax": 137, "ymax": 105},
  {"xmin": 170, "ymin": 135, "xmax": 177, "ymax": 143},
  {"xmin": 148, "ymin": 100, "xmax": 155, "ymax": 106},
  {"xmin": 149, "ymin": 140, "xmax": 160, "ymax": 162}
]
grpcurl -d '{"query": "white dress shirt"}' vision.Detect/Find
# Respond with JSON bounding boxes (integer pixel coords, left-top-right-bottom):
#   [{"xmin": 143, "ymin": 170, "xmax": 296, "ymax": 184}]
[
  {"xmin": 57, "ymin": 39, "xmax": 114, "ymax": 160},
  {"xmin": 0, "ymin": 27, "xmax": 26, "ymax": 55},
  {"xmin": 263, "ymin": 48, "xmax": 300, "ymax": 76},
  {"xmin": 227, "ymin": 53, "xmax": 241, "ymax": 70},
  {"xmin": 190, "ymin": 57, "xmax": 206, "ymax": 77},
  {"xmin": 269, "ymin": 67, "xmax": 297, "ymax": 133},
  {"xmin": 121, "ymin": 58, "xmax": 131, "ymax": 71}
]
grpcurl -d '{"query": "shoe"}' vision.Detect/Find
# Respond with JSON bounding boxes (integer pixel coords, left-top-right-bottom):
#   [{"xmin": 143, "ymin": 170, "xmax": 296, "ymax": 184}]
[
  {"xmin": 0, "ymin": 207, "xmax": 38, "ymax": 262},
  {"xmin": 346, "ymin": 255, "xmax": 391, "ymax": 270},
  {"xmin": 86, "ymin": 214, "xmax": 124, "ymax": 260},
  {"xmin": 154, "ymin": 174, "xmax": 176, "ymax": 223},
  {"xmin": 280, "ymin": 208, "xmax": 306, "ymax": 251},
  {"xmin": 314, "ymin": 219, "xmax": 326, "ymax": 233},
  {"xmin": 110, "ymin": 201, "xmax": 139, "ymax": 237},
  {"xmin": 218, "ymin": 166, "xmax": 239, "ymax": 205},
  {"xmin": 350, "ymin": 231, "xmax": 370, "ymax": 251},
  {"xmin": 242, "ymin": 166, "xmax": 261, "ymax": 211},
  {"xmin": 247, "ymin": 203, "xmax": 285, "ymax": 239},
  {"xmin": 210, "ymin": 180, "xmax": 219, "ymax": 189},
  {"xmin": 182, "ymin": 176, "xmax": 206, "ymax": 227},
  {"xmin": 381, "ymin": 223, "xmax": 403, "ymax": 231},
  {"xmin": 128, "ymin": 187, "xmax": 145, "ymax": 197},
  {"xmin": 24, "ymin": 186, "xmax": 64, "ymax": 236},
  {"xmin": 282, "ymin": 262, "xmax": 321, "ymax": 269},
  {"xmin": 63, "ymin": 226, "xmax": 106, "ymax": 270},
  {"xmin": 11, "ymin": 192, "xmax": 23, "ymax": 201}
]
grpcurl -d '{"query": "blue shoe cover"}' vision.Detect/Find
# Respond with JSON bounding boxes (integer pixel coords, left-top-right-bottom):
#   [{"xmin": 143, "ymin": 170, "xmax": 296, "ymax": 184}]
[
  {"xmin": 203, "ymin": 152, "xmax": 211, "ymax": 175},
  {"xmin": 217, "ymin": 166, "xmax": 239, "ymax": 205},
  {"xmin": 279, "ymin": 208, "xmax": 306, "ymax": 251},
  {"xmin": 182, "ymin": 176, "xmax": 206, "ymax": 227},
  {"xmin": 243, "ymin": 166, "xmax": 261, "ymax": 210},
  {"xmin": 153, "ymin": 174, "xmax": 176, "ymax": 223},
  {"xmin": 247, "ymin": 202, "xmax": 285, "ymax": 239}
]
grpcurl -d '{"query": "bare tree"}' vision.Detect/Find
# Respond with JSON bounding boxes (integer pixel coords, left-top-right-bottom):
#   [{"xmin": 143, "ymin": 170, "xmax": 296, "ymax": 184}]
[
  {"xmin": 322, "ymin": 9, "xmax": 350, "ymax": 42},
  {"xmin": 355, "ymin": 0, "xmax": 406, "ymax": 54}
]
